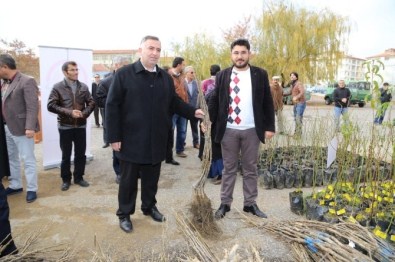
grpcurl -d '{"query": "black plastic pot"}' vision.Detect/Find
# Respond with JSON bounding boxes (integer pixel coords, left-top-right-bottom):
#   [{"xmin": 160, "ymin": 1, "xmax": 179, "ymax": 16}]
[
  {"xmin": 289, "ymin": 190, "xmax": 304, "ymax": 215},
  {"xmin": 323, "ymin": 169, "xmax": 337, "ymax": 185},
  {"xmin": 303, "ymin": 168, "xmax": 314, "ymax": 188},
  {"xmin": 258, "ymin": 170, "xmax": 273, "ymax": 189},
  {"xmin": 273, "ymin": 169, "xmax": 285, "ymax": 189},
  {"xmin": 305, "ymin": 197, "xmax": 328, "ymax": 221},
  {"xmin": 284, "ymin": 169, "xmax": 295, "ymax": 188}
]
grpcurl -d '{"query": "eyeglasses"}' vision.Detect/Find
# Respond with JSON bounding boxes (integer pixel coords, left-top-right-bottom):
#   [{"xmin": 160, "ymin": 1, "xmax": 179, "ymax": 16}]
[{"xmin": 94, "ymin": 76, "xmax": 100, "ymax": 78}]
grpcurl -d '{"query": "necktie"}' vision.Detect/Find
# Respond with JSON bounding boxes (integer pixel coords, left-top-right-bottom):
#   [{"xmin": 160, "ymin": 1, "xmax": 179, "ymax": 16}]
[{"xmin": 228, "ymin": 71, "xmax": 241, "ymax": 124}]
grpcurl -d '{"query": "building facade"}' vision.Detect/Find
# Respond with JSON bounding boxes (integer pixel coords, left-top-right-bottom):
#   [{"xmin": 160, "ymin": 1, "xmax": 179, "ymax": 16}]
[
  {"xmin": 366, "ymin": 48, "xmax": 395, "ymax": 85},
  {"xmin": 336, "ymin": 55, "xmax": 366, "ymax": 82},
  {"xmin": 92, "ymin": 49, "xmax": 138, "ymax": 77}
]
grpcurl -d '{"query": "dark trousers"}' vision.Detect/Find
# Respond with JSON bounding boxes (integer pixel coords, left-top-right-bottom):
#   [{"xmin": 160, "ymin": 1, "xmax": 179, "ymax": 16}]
[
  {"xmin": 58, "ymin": 128, "xmax": 87, "ymax": 183},
  {"xmin": 198, "ymin": 128, "xmax": 205, "ymax": 160},
  {"xmin": 117, "ymin": 161, "xmax": 161, "ymax": 218},
  {"xmin": 188, "ymin": 118, "xmax": 199, "ymax": 145},
  {"xmin": 165, "ymin": 127, "xmax": 174, "ymax": 162},
  {"xmin": 0, "ymin": 182, "xmax": 17, "ymax": 257},
  {"xmin": 94, "ymin": 106, "xmax": 100, "ymax": 126},
  {"xmin": 113, "ymin": 151, "xmax": 120, "ymax": 175},
  {"xmin": 100, "ymin": 108, "xmax": 107, "ymax": 143}
]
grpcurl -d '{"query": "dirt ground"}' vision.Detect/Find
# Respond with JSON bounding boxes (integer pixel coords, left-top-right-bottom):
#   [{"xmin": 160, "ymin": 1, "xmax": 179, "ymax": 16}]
[{"xmin": 4, "ymin": 95, "xmax": 394, "ymax": 261}]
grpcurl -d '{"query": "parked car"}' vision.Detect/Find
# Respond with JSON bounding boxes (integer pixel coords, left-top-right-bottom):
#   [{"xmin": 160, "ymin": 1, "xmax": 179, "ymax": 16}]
[{"xmin": 324, "ymin": 81, "xmax": 371, "ymax": 107}]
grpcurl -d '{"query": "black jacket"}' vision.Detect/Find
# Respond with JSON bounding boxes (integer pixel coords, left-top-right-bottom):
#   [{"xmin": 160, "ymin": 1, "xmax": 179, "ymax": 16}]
[
  {"xmin": 333, "ymin": 87, "xmax": 351, "ymax": 108},
  {"xmin": 105, "ymin": 60, "xmax": 196, "ymax": 164},
  {"xmin": 96, "ymin": 72, "xmax": 114, "ymax": 108},
  {"xmin": 0, "ymin": 103, "xmax": 10, "ymax": 179},
  {"xmin": 380, "ymin": 88, "xmax": 392, "ymax": 103},
  {"xmin": 208, "ymin": 65, "xmax": 275, "ymax": 144},
  {"xmin": 47, "ymin": 79, "xmax": 95, "ymax": 127}
]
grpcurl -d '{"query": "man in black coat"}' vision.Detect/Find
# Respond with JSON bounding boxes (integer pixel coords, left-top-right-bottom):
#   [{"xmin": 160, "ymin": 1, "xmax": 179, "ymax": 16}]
[
  {"xmin": 105, "ymin": 35, "xmax": 204, "ymax": 233},
  {"xmin": 0, "ymin": 88, "xmax": 18, "ymax": 257},
  {"xmin": 91, "ymin": 74, "xmax": 101, "ymax": 127}
]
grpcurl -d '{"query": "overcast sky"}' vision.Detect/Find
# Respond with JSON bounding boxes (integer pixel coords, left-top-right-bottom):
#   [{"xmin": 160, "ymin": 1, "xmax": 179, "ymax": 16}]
[{"xmin": 1, "ymin": 0, "xmax": 393, "ymax": 58}]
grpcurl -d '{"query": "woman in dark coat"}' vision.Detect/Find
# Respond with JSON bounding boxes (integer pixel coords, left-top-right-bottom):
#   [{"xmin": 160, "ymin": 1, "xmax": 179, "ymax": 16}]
[{"xmin": 0, "ymin": 93, "xmax": 18, "ymax": 257}]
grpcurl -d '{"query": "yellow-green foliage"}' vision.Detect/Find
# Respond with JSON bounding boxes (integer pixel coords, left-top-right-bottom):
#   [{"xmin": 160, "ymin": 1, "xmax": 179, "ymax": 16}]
[{"xmin": 252, "ymin": 1, "xmax": 350, "ymax": 83}]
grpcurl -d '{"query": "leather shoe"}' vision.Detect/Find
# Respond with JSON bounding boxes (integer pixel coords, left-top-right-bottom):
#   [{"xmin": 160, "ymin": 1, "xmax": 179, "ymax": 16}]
[
  {"xmin": 176, "ymin": 152, "xmax": 187, "ymax": 158},
  {"xmin": 143, "ymin": 206, "xmax": 166, "ymax": 222},
  {"xmin": 75, "ymin": 180, "xmax": 90, "ymax": 187},
  {"xmin": 214, "ymin": 204, "xmax": 230, "ymax": 219},
  {"xmin": 165, "ymin": 159, "xmax": 180, "ymax": 165},
  {"xmin": 119, "ymin": 217, "xmax": 133, "ymax": 233},
  {"xmin": 26, "ymin": 191, "xmax": 37, "ymax": 203},
  {"xmin": 243, "ymin": 203, "xmax": 267, "ymax": 218},
  {"xmin": 5, "ymin": 187, "xmax": 23, "ymax": 195},
  {"xmin": 61, "ymin": 182, "xmax": 70, "ymax": 191}
]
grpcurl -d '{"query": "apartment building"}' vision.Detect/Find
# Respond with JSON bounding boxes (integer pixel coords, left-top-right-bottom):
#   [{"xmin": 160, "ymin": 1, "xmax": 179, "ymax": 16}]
[
  {"xmin": 336, "ymin": 55, "xmax": 366, "ymax": 82},
  {"xmin": 366, "ymin": 48, "xmax": 395, "ymax": 85},
  {"xmin": 92, "ymin": 49, "xmax": 138, "ymax": 77}
]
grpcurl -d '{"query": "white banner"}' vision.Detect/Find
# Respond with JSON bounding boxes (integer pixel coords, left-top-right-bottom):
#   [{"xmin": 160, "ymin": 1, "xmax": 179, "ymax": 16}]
[{"xmin": 39, "ymin": 46, "xmax": 93, "ymax": 169}]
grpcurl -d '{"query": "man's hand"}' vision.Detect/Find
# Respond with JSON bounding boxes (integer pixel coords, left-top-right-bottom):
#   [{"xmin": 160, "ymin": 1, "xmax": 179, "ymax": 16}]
[
  {"xmin": 200, "ymin": 121, "xmax": 211, "ymax": 133},
  {"xmin": 341, "ymin": 98, "xmax": 347, "ymax": 103},
  {"xmin": 25, "ymin": 129, "xmax": 35, "ymax": 139},
  {"xmin": 265, "ymin": 131, "xmax": 275, "ymax": 140},
  {"xmin": 72, "ymin": 110, "xmax": 83, "ymax": 118},
  {"xmin": 111, "ymin": 142, "xmax": 122, "ymax": 151},
  {"xmin": 194, "ymin": 109, "xmax": 205, "ymax": 119}
]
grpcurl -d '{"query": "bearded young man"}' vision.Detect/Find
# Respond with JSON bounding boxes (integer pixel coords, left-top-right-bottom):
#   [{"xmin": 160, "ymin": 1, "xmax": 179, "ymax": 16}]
[{"xmin": 208, "ymin": 38, "xmax": 275, "ymax": 220}]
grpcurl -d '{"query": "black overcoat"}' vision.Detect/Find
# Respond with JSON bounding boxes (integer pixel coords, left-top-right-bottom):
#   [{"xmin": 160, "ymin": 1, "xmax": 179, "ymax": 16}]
[
  {"xmin": 105, "ymin": 60, "xmax": 196, "ymax": 164},
  {"xmin": 0, "ymin": 103, "xmax": 10, "ymax": 179}
]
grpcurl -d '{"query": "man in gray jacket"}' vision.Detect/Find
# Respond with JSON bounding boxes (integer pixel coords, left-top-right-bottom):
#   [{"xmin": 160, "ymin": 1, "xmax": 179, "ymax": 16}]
[{"xmin": 0, "ymin": 54, "xmax": 40, "ymax": 203}]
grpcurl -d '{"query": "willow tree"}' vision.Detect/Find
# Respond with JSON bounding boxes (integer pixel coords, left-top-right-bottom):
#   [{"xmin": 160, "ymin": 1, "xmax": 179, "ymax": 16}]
[
  {"xmin": 252, "ymin": 2, "xmax": 351, "ymax": 84},
  {"xmin": 171, "ymin": 33, "xmax": 227, "ymax": 81},
  {"xmin": 174, "ymin": 17, "xmax": 254, "ymax": 81},
  {"xmin": 0, "ymin": 39, "xmax": 40, "ymax": 82}
]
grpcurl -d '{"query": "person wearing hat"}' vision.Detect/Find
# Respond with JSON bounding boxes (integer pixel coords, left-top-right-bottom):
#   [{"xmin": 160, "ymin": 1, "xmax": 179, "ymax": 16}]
[{"xmin": 270, "ymin": 75, "xmax": 284, "ymax": 134}]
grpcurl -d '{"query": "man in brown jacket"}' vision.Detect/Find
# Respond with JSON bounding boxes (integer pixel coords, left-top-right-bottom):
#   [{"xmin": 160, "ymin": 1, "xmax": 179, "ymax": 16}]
[
  {"xmin": 169, "ymin": 57, "xmax": 189, "ymax": 158},
  {"xmin": 270, "ymin": 75, "xmax": 284, "ymax": 134},
  {"xmin": 47, "ymin": 61, "xmax": 95, "ymax": 191},
  {"xmin": 0, "ymin": 54, "xmax": 40, "ymax": 203}
]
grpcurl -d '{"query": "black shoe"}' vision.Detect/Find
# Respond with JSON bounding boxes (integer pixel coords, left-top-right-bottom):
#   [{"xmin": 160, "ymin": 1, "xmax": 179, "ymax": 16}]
[
  {"xmin": 102, "ymin": 143, "xmax": 110, "ymax": 148},
  {"xmin": 243, "ymin": 203, "xmax": 267, "ymax": 218},
  {"xmin": 61, "ymin": 182, "xmax": 71, "ymax": 191},
  {"xmin": 115, "ymin": 175, "xmax": 121, "ymax": 184},
  {"xmin": 5, "ymin": 187, "xmax": 23, "ymax": 195},
  {"xmin": 214, "ymin": 204, "xmax": 230, "ymax": 219},
  {"xmin": 165, "ymin": 159, "xmax": 180, "ymax": 165},
  {"xmin": 26, "ymin": 191, "xmax": 37, "ymax": 203},
  {"xmin": 119, "ymin": 217, "xmax": 133, "ymax": 233},
  {"xmin": 75, "ymin": 180, "xmax": 90, "ymax": 187},
  {"xmin": 143, "ymin": 206, "xmax": 166, "ymax": 222}
]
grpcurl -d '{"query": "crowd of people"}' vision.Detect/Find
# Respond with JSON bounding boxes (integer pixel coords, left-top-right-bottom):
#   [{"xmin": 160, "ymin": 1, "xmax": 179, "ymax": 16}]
[{"xmin": 1, "ymin": 35, "xmax": 393, "ymax": 256}]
